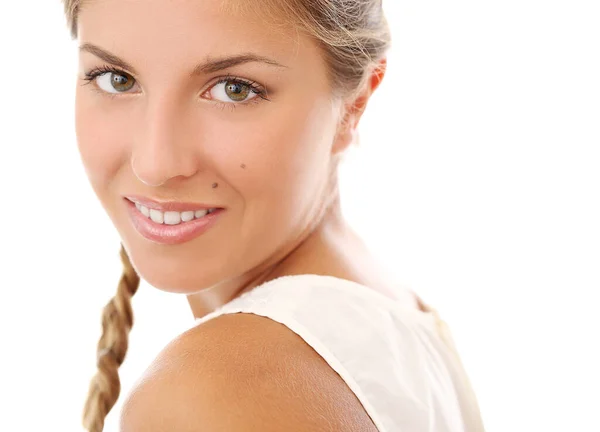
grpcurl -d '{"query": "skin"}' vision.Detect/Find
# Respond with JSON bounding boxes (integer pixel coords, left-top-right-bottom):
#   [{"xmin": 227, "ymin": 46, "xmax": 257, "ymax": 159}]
[
  {"xmin": 75, "ymin": 0, "xmax": 402, "ymax": 316},
  {"xmin": 75, "ymin": 0, "xmax": 415, "ymax": 429}
]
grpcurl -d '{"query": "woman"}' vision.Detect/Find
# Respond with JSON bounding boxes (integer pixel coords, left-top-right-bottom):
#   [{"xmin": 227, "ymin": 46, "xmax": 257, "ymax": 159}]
[{"xmin": 62, "ymin": 0, "xmax": 486, "ymax": 431}]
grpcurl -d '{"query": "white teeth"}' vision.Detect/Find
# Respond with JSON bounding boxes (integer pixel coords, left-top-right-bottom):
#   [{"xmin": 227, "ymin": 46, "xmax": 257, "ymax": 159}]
[
  {"xmin": 149, "ymin": 209, "xmax": 164, "ymax": 224},
  {"xmin": 164, "ymin": 211, "xmax": 181, "ymax": 225},
  {"xmin": 131, "ymin": 200, "xmax": 216, "ymax": 225},
  {"xmin": 181, "ymin": 211, "xmax": 195, "ymax": 222}
]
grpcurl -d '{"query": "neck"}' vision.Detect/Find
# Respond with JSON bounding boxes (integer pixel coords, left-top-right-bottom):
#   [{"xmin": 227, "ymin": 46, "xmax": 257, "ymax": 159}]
[{"xmin": 186, "ymin": 188, "xmax": 349, "ymax": 319}]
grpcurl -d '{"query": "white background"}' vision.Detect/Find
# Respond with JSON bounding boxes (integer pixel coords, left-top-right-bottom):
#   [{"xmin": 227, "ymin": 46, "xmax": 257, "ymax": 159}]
[{"xmin": 0, "ymin": 0, "xmax": 598, "ymax": 431}]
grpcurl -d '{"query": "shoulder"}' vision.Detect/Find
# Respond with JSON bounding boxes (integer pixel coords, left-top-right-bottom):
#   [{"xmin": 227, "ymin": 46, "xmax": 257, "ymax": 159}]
[{"xmin": 120, "ymin": 312, "xmax": 379, "ymax": 432}]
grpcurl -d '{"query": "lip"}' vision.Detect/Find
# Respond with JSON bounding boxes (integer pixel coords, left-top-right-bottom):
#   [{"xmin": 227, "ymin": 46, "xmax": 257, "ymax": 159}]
[
  {"xmin": 124, "ymin": 198, "xmax": 225, "ymax": 245},
  {"xmin": 124, "ymin": 195, "xmax": 224, "ymax": 212}
]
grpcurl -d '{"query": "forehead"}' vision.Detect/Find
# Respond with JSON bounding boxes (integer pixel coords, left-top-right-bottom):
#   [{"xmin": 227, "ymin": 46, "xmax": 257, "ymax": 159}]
[{"xmin": 77, "ymin": 0, "xmax": 314, "ymax": 72}]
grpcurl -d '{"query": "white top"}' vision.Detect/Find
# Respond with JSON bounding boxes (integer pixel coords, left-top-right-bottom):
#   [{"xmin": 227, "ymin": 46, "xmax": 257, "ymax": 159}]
[{"xmin": 194, "ymin": 274, "xmax": 486, "ymax": 432}]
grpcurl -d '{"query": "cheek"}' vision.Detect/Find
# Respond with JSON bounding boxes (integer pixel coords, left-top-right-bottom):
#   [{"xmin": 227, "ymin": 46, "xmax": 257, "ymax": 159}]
[
  {"xmin": 262, "ymin": 97, "xmax": 336, "ymax": 195},
  {"xmin": 75, "ymin": 91, "xmax": 130, "ymax": 197},
  {"xmin": 220, "ymin": 97, "xmax": 337, "ymax": 234}
]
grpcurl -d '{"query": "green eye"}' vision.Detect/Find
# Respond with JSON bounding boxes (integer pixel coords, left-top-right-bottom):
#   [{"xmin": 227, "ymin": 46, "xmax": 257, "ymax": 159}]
[
  {"xmin": 224, "ymin": 81, "xmax": 251, "ymax": 102},
  {"xmin": 84, "ymin": 66, "xmax": 137, "ymax": 94},
  {"xmin": 99, "ymin": 71, "xmax": 136, "ymax": 93},
  {"xmin": 209, "ymin": 78, "xmax": 264, "ymax": 104}
]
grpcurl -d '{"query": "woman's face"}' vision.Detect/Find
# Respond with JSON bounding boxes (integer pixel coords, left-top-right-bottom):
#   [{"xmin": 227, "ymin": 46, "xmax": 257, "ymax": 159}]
[{"xmin": 75, "ymin": 0, "xmax": 349, "ymax": 293}]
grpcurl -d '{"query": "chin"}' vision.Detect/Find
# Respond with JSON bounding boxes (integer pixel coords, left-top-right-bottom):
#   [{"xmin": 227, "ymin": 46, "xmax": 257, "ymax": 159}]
[
  {"xmin": 138, "ymin": 266, "xmax": 214, "ymax": 295},
  {"xmin": 122, "ymin": 245, "xmax": 225, "ymax": 295}
]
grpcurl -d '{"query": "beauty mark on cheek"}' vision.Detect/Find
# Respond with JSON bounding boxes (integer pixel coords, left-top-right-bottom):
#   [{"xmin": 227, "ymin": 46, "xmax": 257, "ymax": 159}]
[
  {"xmin": 240, "ymin": 163, "xmax": 246, "ymax": 169},
  {"xmin": 212, "ymin": 182, "xmax": 219, "ymax": 189}
]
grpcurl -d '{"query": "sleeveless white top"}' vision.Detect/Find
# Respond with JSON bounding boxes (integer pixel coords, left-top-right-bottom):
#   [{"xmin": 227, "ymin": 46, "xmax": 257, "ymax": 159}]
[{"xmin": 193, "ymin": 274, "xmax": 486, "ymax": 432}]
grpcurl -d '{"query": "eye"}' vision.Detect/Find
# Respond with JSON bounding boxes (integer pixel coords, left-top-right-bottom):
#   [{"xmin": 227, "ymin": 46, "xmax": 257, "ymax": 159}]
[
  {"xmin": 205, "ymin": 77, "xmax": 266, "ymax": 104},
  {"xmin": 82, "ymin": 66, "xmax": 137, "ymax": 94},
  {"xmin": 82, "ymin": 68, "xmax": 269, "ymax": 106}
]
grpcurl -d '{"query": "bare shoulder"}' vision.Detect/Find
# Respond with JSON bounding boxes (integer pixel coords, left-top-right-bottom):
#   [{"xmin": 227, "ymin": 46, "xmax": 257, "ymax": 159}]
[{"xmin": 120, "ymin": 312, "xmax": 378, "ymax": 432}]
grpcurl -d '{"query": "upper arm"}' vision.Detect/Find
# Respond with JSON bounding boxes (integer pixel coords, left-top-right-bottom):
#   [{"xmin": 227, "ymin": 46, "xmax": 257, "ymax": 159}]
[{"xmin": 120, "ymin": 313, "xmax": 378, "ymax": 432}]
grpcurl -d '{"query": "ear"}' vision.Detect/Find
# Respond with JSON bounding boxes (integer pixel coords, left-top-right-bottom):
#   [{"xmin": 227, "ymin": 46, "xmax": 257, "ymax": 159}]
[{"xmin": 331, "ymin": 58, "xmax": 387, "ymax": 155}]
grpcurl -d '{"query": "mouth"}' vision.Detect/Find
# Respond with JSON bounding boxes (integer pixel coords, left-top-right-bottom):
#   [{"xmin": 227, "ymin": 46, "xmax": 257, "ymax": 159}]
[
  {"xmin": 126, "ymin": 197, "xmax": 222, "ymax": 226},
  {"xmin": 124, "ymin": 198, "xmax": 225, "ymax": 245}
]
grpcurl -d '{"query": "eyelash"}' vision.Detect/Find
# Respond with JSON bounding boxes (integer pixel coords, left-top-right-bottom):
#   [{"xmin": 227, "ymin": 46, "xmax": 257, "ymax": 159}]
[{"xmin": 80, "ymin": 65, "xmax": 270, "ymax": 110}]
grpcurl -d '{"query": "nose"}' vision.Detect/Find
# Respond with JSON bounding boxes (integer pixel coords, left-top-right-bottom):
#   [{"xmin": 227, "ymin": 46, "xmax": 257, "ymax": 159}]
[{"xmin": 131, "ymin": 99, "xmax": 199, "ymax": 187}]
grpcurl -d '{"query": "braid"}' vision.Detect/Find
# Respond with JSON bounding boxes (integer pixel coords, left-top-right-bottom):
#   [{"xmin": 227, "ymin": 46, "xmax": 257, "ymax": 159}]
[{"xmin": 82, "ymin": 243, "xmax": 140, "ymax": 432}]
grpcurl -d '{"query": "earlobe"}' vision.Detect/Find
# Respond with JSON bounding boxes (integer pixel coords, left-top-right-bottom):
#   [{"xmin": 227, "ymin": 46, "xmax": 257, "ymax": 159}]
[{"xmin": 331, "ymin": 125, "xmax": 356, "ymax": 155}]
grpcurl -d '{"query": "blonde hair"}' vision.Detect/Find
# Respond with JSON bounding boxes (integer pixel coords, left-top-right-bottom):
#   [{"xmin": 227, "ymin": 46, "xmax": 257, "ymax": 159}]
[
  {"xmin": 82, "ymin": 244, "xmax": 139, "ymax": 432},
  {"xmin": 62, "ymin": 0, "xmax": 391, "ymax": 430}
]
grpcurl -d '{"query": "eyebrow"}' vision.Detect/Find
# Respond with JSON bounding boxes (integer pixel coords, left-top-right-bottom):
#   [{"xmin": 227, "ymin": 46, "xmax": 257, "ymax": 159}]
[{"xmin": 79, "ymin": 43, "xmax": 288, "ymax": 76}]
